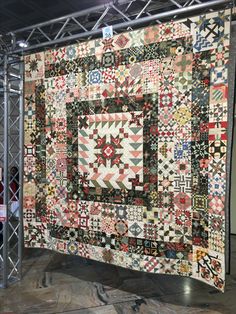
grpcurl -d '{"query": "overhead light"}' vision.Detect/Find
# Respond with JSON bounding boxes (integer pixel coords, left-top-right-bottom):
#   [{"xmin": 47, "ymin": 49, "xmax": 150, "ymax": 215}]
[{"xmin": 17, "ymin": 40, "xmax": 29, "ymax": 48}]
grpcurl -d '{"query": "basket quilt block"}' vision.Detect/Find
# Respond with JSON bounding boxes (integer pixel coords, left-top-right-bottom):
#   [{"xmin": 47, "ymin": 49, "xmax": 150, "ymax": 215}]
[{"xmin": 24, "ymin": 9, "xmax": 231, "ymax": 291}]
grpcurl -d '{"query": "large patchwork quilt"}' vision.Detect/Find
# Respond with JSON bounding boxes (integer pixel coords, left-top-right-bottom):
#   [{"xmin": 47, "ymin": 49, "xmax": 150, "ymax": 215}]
[{"xmin": 24, "ymin": 10, "xmax": 231, "ymax": 291}]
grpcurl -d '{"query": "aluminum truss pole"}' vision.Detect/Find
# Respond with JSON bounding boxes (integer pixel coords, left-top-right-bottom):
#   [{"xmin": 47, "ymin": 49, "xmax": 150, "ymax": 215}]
[
  {"xmin": 2, "ymin": 54, "xmax": 9, "ymax": 288},
  {"xmin": 0, "ymin": 55, "xmax": 23, "ymax": 288},
  {"xmin": 9, "ymin": 0, "xmax": 232, "ymax": 54},
  {"xmin": 0, "ymin": 56, "xmax": 3, "ymax": 288},
  {"xmin": 18, "ymin": 59, "xmax": 24, "ymax": 280}
]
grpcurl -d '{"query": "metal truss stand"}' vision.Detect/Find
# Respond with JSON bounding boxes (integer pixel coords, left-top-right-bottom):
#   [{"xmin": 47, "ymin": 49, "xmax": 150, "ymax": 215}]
[
  {"xmin": 0, "ymin": 54, "xmax": 24, "ymax": 288},
  {"xmin": 1, "ymin": 0, "xmax": 232, "ymax": 53},
  {"xmin": 0, "ymin": 0, "xmax": 233, "ymax": 288}
]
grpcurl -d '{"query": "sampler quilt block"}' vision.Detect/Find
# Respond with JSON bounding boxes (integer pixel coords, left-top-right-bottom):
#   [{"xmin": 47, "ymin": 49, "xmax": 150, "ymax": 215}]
[{"xmin": 24, "ymin": 10, "xmax": 230, "ymax": 291}]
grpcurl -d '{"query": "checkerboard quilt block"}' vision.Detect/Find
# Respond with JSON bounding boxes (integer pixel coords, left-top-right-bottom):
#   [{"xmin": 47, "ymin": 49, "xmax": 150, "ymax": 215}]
[{"xmin": 24, "ymin": 10, "xmax": 231, "ymax": 291}]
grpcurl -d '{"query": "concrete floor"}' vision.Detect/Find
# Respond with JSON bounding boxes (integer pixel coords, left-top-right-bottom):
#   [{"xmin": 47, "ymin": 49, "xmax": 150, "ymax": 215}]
[{"xmin": 0, "ymin": 235, "xmax": 236, "ymax": 314}]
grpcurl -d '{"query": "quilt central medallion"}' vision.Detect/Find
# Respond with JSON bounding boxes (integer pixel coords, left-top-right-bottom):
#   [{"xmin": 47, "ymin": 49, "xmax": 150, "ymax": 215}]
[{"xmin": 78, "ymin": 112, "xmax": 143, "ymax": 190}]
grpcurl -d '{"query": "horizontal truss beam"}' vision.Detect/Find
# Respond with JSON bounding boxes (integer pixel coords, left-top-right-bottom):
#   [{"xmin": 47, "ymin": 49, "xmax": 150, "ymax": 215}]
[{"xmin": 1, "ymin": 0, "xmax": 232, "ymax": 55}]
